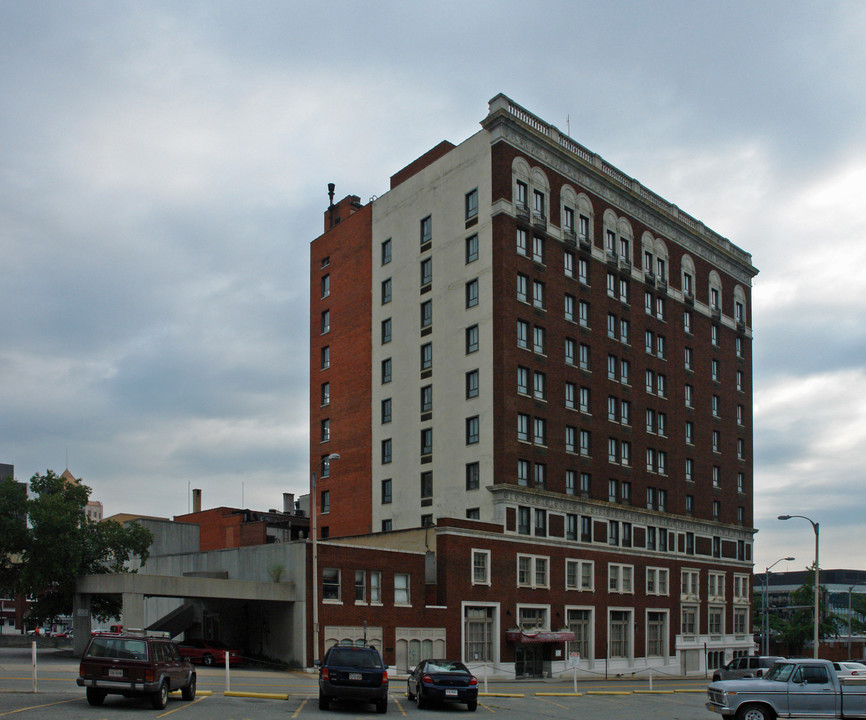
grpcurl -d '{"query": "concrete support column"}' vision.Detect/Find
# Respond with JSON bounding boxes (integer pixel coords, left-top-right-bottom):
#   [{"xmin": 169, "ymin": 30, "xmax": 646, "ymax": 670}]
[
  {"xmin": 72, "ymin": 593, "xmax": 92, "ymax": 656},
  {"xmin": 122, "ymin": 592, "xmax": 145, "ymax": 632}
]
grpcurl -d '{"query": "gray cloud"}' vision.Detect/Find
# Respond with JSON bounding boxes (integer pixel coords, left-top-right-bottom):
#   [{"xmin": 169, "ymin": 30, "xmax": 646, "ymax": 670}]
[{"xmin": 2, "ymin": 0, "xmax": 866, "ymax": 570}]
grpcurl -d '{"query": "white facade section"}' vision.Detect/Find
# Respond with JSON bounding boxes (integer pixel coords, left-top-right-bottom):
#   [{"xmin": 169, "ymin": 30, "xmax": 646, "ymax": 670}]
[{"xmin": 370, "ymin": 131, "xmax": 494, "ymax": 531}]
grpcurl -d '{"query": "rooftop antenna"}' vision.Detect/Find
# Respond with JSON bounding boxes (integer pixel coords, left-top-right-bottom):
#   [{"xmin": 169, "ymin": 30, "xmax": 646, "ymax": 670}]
[
  {"xmin": 328, "ymin": 183, "xmax": 336, "ymax": 229},
  {"xmin": 566, "ymin": 114, "xmax": 570, "ymax": 136}
]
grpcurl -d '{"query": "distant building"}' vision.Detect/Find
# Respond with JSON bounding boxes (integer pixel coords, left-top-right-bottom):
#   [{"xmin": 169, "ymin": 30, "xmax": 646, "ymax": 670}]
[
  {"xmin": 174, "ymin": 490, "xmax": 310, "ymax": 551},
  {"xmin": 307, "ymin": 94, "xmax": 759, "ymax": 676}
]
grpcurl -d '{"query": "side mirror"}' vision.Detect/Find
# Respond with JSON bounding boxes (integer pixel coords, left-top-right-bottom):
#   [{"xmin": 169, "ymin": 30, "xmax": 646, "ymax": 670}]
[
  {"xmin": 408, "ymin": 665, "xmax": 416, "ymax": 674},
  {"xmin": 313, "ymin": 659, "xmax": 321, "ymax": 667}
]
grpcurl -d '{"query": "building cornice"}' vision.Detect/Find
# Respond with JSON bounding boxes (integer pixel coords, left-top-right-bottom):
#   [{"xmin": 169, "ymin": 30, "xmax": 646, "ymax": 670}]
[{"xmin": 482, "ymin": 94, "xmax": 758, "ymax": 285}]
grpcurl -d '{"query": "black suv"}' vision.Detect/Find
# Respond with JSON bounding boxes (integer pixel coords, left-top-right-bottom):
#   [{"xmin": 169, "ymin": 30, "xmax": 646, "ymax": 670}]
[
  {"xmin": 77, "ymin": 632, "xmax": 196, "ymax": 709},
  {"xmin": 316, "ymin": 645, "xmax": 388, "ymax": 713}
]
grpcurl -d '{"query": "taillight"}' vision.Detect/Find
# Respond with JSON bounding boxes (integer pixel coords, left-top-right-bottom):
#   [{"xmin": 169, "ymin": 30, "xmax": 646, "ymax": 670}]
[
  {"xmin": 422, "ymin": 674, "xmax": 433, "ymax": 684},
  {"xmin": 469, "ymin": 676, "xmax": 478, "ymax": 686},
  {"xmin": 322, "ymin": 668, "xmax": 329, "ymax": 681},
  {"xmin": 78, "ymin": 663, "xmax": 85, "ymax": 677},
  {"xmin": 382, "ymin": 670, "xmax": 388, "ymax": 685},
  {"xmin": 145, "ymin": 669, "xmax": 155, "ymax": 683}
]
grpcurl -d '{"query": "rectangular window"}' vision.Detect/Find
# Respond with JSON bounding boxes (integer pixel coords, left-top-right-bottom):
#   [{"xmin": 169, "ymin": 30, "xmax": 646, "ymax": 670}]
[
  {"xmin": 534, "ymin": 508, "xmax": 547, "ymax": 536},
  {"xmin": 466, "ymin": 324, "xmax": 479, "ymax": 353},
  {"xmin": 420, "ymin": 300, "xmax": 432, "ymax": 328},
  {"xmin": 381, "ymin": 238, "xmax": 392, "ymax": 265},
  {"xmin": 420, "ymin": 342, "xmax": 432, "ymax": 371},
  {"xmin": 381, "ymin": 398, "xmax": 391, "ymax": 423},
  {"xmin": 566, "ymin": 559, "xmax": 594, "ymax": 590},
  {"xmin": 466, "ymin": 234, "xmax": 479, "ymax": 263},
  {"xmin": 465, "ymin": 189, "xmax": 478, "ymax": 219},
  {"xmin": 420, "ymin": 216, "xmax": 432, "ymax": 245},
  {"xmin": 321, "ymin": 273, "xmax": 330, "ymax": 298},
  {"xmin": 567, "ymin": 608, "xmax": 591, "ymax": 660},
  {"xmin": 321, "ymin": 345, "xmax": 330, "ymax": 370},
  {"xmin": 532, "ymin": 280, "xmax": 545, "ymax": 309},
  {"xmin": 564, "ymin": 250, "xmax": 574, "ymax": 278},
  {"xmin": 381, "ymin": 278, "xmax": 392, "ymax": 304},
  {"xmin": 466, "ymin": 415, "xmax": 480, "ymax": 445},
  {"xmin": 370, "ymin": 571, "xmax": 381, "ymax": 603},
  {"xmin": 533, "ymin": 416, "xmax": 546, "ymax": 445},
  {"xmin": 533, "ymin": 326, "xmax": 545, "ymax": 354},
  {"xmin": 381, "ymin": 439, "xmax": 392, "ymax": 464},
  {"xmin": 565, "ymin": 469, "xmax": 576, "ymax": 495},
  {"xmin": 517, "ymin": 319, "xmax": 529, "ymax": 349},
  {"xmin": 517, "ymin": 273, "xmax": 528, "ymax": 302},
  {"xmin": 580, "ymin": 514, "xmax": 592, "ymax": 541},
  {"xmin": 466, "ymin": 369, "xmax": 480, "ymax": 399},
  {"xmin": 533, "ymin": 371, "xmax": 546, "ymax": 401},
  {"xmin": 466, "ymin": 462, "xmax": 480, "ymax": 491},
  {"xmin": 578, "ymin": 256, "xmax": 589, "ymax": 284},
  {"xmin": 565, "ymin": 294, "xmax": 575, "ymax": 322},
  {"xmin": 420, "ymin": 257, "xmax": 432, "ymax": 286},
  {"xmin": 608, "ymin": 563, "xmax": 634, "ymax": 593},
  {"xmin": 565, "ymin": 382, "xmax": 577, "ymax": 410},
  {"xmin": 322, "ymin": 567, "xmax": 340, "ymax": 600},
  {"xmin": 355, "ymin": 570, "xmax": 366, "ymax": 602},
  {"xmin": 381, "ymin": 478, "xmax": 392, "ymax": 504},
  {"xmin": 516, "ymin": 228, "xmax": 528, "ymax": 256},
  {"xmin": 420, "ymin": 384, "xmax": 432, "ymax": 413},
  {"xmin": 565, "ymin": 425, "xmax": 576, "ymax": 453},
  {"xmin": 565, "ymin": 337, "xmax": 575, "ymax": 365},
  {"xmin": 517, "ymin": 554, "xmax": 549, "ymax": 588},
  {"xmin": 517, "ymin": 413, "xmax": 529, "ymax": 442},
  {"xmin": 563, "ymin": 206, "xmax": 575, "ymax": 232},
  {"xmin": 321, "ymin": 382, "xmax": 330, "ymax": 406},
  {"xmin": 394, "ymin": 572, "xmax": 410, "ymax": 604},
  {"xmin": 517, "ymin": 366, "xmax": 529, "ymax": 395},
  {"xmin": 579, "ymin": 300, "xmax": 590, "ymax": 327},
  {"xmin": 684, "ymin": 310, "xmax": 692, "ymax": 334},
  {"xmin": 580, "ymin": 429, "xmax": 590, "ymax": 456},
  {"xmin": 420, "ymin": 470, "xmax": 433, "ymax": 499},
  {"xmin": 472, "ymin": 549, "xmax": 490, "ymax": 585},
  {"xmin": 381, "ymin": 358, "xmax": 392, "ymax": 384},
  {"xmin": 517, "ymin": 460, "xmax": 529, "ymax": 486},
  {"xmin": 647, "ymin": 568, "xmax": 669, "ymax": 595},
  {"xmin": 580, "ymin": 343, "xmax": 590, "ymax": 370},
  {"xmin": 532, "ymin": 235, "xmax": 544, "ymax": 264},
  {"xmin": 420, "ymin": 429, "xmax": 432, "ymax": 457},
  {"xmin": 321, "ymin": 489, "xmax": 330, "ymax": 513},
  {"xmin": 381, "ymin": 318, "xmax": 392, "ymax": 344},
  {"xmin": 320, "ymin": 310, "xmax": 330, "ymax": 334},
  {"xmin": 465, "ymin": 279, "xmax": 479, "ymax": 308}
]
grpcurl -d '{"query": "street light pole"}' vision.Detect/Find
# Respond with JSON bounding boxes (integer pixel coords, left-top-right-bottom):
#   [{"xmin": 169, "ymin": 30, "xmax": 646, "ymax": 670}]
[
  {"xmin": 778, "ymin": 515, "xmax": 820, "ymax": 658},
  {"xmin": 311, "ymin": 453, "xmax": 340, "ymax": 666},
  {"xmin": 763, "ymin": 556, "xmax": 795, "ymax": 655}
]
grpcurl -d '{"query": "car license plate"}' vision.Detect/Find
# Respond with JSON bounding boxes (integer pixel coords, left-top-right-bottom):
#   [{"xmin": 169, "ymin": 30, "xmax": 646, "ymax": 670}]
[
  {"xmin": 108, "ymin": 668, "xmax": 123, "ymax": 678},
  {"xmin": 349, "ymin": 673, "xmax": 362, "ymax": 681},
  {"xmin": 446, "ymin": 689, "xmax": 458, "ymax": 696}
]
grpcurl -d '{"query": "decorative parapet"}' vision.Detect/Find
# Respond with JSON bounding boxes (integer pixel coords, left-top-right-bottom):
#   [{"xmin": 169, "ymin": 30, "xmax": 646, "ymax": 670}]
[{"xmin": 484, "ymin": 93, "xmax": 758, "ymax": 283}]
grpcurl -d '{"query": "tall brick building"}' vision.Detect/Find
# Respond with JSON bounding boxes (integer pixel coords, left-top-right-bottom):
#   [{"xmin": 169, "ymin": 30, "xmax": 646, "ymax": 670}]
[{"xmin": 308, "ymin": 94, "xmax": 758, "ymax": 676}]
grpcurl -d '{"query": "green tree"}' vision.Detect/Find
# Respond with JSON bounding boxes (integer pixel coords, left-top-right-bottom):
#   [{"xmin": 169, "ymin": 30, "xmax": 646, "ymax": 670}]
[
  {"xmin": 19, "ymin": 470, "xmax": 153, "ymax": 623},
  {"xmin": 778, "ymin": 565, "xmax": 843, "ymax": 655},
  {"xmin": 0, "ymin": 477, "xmax": 29, "ymax": 592}
]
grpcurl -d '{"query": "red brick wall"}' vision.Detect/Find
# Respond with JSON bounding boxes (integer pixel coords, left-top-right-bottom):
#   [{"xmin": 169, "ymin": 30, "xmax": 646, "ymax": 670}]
[{"xmin": 310, "ymin": 201, "xmax": 374, "ymax": 539}]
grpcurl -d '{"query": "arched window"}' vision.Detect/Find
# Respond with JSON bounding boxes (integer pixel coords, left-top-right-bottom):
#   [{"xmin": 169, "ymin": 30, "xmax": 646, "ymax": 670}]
[
  {"xmin": 708, "ymin": 271, "xmax": 723, "ymax": 315},
  {"xmin": 681, "ymin": 255, "xmax": 696, "ymax": 299},
  {"xmin": 561, "ymin": 184, "xmax": 578, "ymax": 237},
  {"xmin": 733, "ymin": 286, "xmax": 747, "ymax": 327},
  {"xmin": 577, "ymin": 194, "xmax": 594, "ymax": 246},
  {"xmin": 653, "ymin": 239, "xmax": 669, "ymax": 283}
]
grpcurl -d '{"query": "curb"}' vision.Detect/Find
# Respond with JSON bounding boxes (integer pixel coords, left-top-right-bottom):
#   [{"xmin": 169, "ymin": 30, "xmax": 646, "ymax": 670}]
[
  {"xmin": 170, "ymin": 690, "xmax": 213, "ymax": 697},
  {"xmin": 586, "ymin": 690, "xmax": 632, "ymax": 695},
  {"xmin": 536, "ymin": 691, "xmax": 583, "ymax": 697},
  {"xmin": 224, "ymin": 690, "xmax": 289, "ymax": 700},
  {"xmin": 479, "ymin": 692, "xmax": 525, "ymax": 697}
]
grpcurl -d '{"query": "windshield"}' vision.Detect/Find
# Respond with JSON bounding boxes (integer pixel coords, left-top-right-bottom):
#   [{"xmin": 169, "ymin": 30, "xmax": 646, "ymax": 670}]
[
  {"xmin": 87, "ymin": 637, "xmax": 148, "ymax": 661},
  {"xmin": 764, "ymin": 663, "xmax": 794, "ymax": 682}
]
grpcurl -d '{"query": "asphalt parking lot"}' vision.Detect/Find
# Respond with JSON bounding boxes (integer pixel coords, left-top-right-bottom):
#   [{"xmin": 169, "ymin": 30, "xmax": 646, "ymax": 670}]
[{"xmin": 0, "ymin": 648, "xmax": 711, "ymax": 720}]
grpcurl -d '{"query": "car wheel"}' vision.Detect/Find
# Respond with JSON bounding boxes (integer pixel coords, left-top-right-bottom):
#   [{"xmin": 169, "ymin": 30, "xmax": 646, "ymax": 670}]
[
  {"xmin": 151, "ymin": 681, "xmax": 169, "ymax": 710},
  {"xmin": 318, "ymin": 692, "xmax": 329, "ymax": 710},
  {"xmin": 468, "ymin": 700, "xmax": 478, "ymax": 712},
  {"xmin": 737, "ymin": 704, "xmax": 775, "ymax": 720},
  {"xmin": 416, "ymin": 688, "xmax": 425, "ymax": 709},
  {"xmin": 376, "ymin": 697, "xmax": 388, "ymax": 714},
  {"xmin": 203, "ymin": 653, "xmax": 215, "ymax": 666},
  {"xmin": 406, "ymin": 681, "xmax": 415, "ymax": 701},
  {"xmin": 181, "ymin": 675, "xmax": 196, "ymax": 701},
  {"xmin": 86, "ymin": 688, "xmax": 106, "ymax": 706}
]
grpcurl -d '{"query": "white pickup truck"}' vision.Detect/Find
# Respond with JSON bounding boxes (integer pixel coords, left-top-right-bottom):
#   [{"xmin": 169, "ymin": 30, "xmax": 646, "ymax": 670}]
[{"xmin": 706, "ymin": 658, "xmax": 866, "ymax": 720}]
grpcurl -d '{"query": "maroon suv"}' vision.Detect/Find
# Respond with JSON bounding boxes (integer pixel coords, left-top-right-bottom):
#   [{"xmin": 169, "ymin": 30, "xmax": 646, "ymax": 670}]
[{"xmin": 77, "ymin": 632, "xmax": 196, "ymax": 709}]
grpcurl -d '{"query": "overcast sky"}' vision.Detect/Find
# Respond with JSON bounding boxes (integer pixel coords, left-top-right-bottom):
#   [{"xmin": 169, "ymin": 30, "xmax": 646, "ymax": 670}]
[{"xmin": 2, "ymin": 1, "xmax": 864, "ymax": 574}]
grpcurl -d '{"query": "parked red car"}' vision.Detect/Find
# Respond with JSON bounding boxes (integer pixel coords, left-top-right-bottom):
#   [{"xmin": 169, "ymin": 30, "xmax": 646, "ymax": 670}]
[{"xmin": 175, "ymin": 639, "xmax": 243, "ymax": 666}]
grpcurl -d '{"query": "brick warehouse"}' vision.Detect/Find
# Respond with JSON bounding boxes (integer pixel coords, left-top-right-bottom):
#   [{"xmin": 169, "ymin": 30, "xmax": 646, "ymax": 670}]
[{"xmin": 308, "ymin": 94, "xmax": 758, "ymax": 677}]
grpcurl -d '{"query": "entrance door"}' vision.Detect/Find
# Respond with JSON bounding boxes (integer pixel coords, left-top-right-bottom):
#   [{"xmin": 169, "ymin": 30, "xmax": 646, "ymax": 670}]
[{"xmin": 515, "ymin": 645, "xmax": 544, "ymax": 678}]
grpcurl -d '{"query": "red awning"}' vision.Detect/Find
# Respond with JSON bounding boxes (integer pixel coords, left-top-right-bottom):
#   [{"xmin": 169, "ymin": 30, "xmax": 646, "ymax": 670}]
[{"xmin": 505, "ymin": 630, "xmax": 575, "ymax": 644}]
